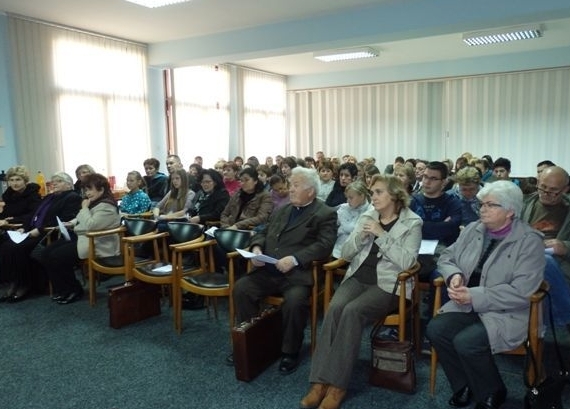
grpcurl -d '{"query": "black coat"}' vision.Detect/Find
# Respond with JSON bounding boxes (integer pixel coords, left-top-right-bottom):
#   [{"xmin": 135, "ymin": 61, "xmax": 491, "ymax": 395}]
[
  {"xmin": 0, "ymin": 183, "xmax": 42, "ymax": 225},
  {"xmin": 25, "ymin": 190, "xmax": 82, "ymax": 232},
  {"xmin": 190, "ymin": 188, "xmax": 230, "ymax": 224}
]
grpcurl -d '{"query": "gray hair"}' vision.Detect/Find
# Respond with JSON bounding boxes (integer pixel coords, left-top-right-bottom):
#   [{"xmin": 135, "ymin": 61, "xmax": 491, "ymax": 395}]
[
  {"xmin": 51, "ymin": 172, "xmax": 74, "ymax": 189},
  {"xmin": 291, "ymin": 166, "xmax": 320, "ymax": 196},
  {"xmin": 477, "ymin": 180, "xmax": 523, "ymax": 217}
]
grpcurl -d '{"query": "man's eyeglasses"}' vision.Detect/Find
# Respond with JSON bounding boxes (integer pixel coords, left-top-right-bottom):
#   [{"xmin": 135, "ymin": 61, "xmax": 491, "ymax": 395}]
[
  {"xmin": 477, "ymin": 201, "xmax": 503, "ymax": 210},
  {"xmin": 422, "ymin": 175, "xmax": 442, "ymax": 182},
  {"xmin": 537, "ymin": 187, "xmax": 563, "ymax": 198}
]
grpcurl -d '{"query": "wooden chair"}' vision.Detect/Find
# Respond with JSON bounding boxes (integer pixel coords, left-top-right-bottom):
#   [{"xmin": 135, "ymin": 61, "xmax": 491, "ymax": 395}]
[
  {"xmin": 262, "ymin": 259, "xmax": 327, "ymax": 353},
  {"xmin": 323, "ymin": 259, "xmax": 422, "ymax": 353},
  {"xmin": 87, "ymin": 218, "xmax": 164, "ymax": 306},
  {"xmin": 125, "ymin": 222, "xmax": 205, "ymax": 329},
  {"xmin": 172, "ymin": 228, "xmax": 252, "ymax": 334},
  {"xmin": 428, "ymin": 277, "xmax": 549, "ymax": 395}
]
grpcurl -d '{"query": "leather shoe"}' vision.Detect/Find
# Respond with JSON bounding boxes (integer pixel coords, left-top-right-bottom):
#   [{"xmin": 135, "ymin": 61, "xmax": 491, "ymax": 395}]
[
  {"xmin": 8, "ymin": 286, "xmax": 29, "ymax": 303},
  {"xmin": 300, "ymin": 383, "xmax": 328, "ymax": 409},
  {"xmin": 225, "ymin": 353, "xmax": 234, "ymax": 366},
  {"xmin": 474, "ymin": 388, "xmax": 507, "ymax": 409},
  {"xmin": 318, "ymin": 386, "xmax": 346, "ymax": 409},
  {"xmin": 0, "ymin": 283, "xmax": 17, "ymax": 302},
  {"xmin": 449, "ymin": 385, "xmax": 472, "ymax": 407},
  {"xmin": 57, "ymin": 291, "xmax": 83, "ymax": 305},
  {"xmin": 51, "ymin": 294, "xmax": 65, "ymax": 302},
  {"xmin": 279, "ymin": 354, "xmax": 299, "ymax": 375}
]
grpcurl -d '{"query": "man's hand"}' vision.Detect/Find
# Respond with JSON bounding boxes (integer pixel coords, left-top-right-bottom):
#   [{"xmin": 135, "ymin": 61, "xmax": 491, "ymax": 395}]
[
  {"xmin": 275, "ymin": 256, "xmax": 297, "ymax": 274},
  {"xmin": 544, "ymin": 239, "xmax": 568, "ymax": 256}
]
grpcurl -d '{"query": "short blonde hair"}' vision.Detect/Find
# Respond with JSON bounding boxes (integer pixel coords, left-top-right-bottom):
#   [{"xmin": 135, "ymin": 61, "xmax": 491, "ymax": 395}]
[
  {"xmin": 369, "ymin": 174, "xmax": 411, "ymax": 210},
  {"xmin": 6, "ymin": 166, "xmax": 30, "ymax": 183}
]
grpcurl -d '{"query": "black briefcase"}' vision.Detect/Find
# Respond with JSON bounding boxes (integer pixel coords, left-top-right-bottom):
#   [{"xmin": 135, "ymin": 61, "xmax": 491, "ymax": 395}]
[
  {"xmin": 232, "ymin": 307, "xmax": 283, "ymax": 381},
  {"xmin": 108, "ymin": 280, "xmax": 161, "ymax": 329}
]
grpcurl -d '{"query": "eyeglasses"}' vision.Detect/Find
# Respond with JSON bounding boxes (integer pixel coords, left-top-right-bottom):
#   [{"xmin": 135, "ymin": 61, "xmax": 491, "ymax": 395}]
[
  {"xmin": 422, "ymin": 175, "xmax": 442, "ymax": 182},
  {"xmin": 201, "ymin": 180, "xmax": 214, "ymax": 185},
  {"xmin": 477, "ymin": 201, "xmax": 503, "ymax": 210},
  {"xmin": 537, "ymin": 187, "xmax": 563, "ymax": 198}
]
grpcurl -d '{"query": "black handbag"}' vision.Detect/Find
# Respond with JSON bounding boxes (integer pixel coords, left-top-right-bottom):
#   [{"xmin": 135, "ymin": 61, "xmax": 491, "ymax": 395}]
[
  {"xmin": 524, "ymin": 292, "xmax": 569, "ymax": 409},
  {"xmin": 368, "ymin": 280, "xmax": 416, "ymax": 394}
]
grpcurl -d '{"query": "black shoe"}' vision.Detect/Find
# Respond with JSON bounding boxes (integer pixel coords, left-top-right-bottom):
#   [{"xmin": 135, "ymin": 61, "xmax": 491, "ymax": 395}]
[
  {"xmin": 0, "ymin": 283, "xmax": 17, "ymax": 302},
  {"xmin": 225, "ymin": 353, "xmax": 234, "ymax": 366},
  {"xmin": 449, "ymin": 385, "xmax": 472, "ymax": 407},
  {"xmin": 57, "ymin": 291, "xmax": 83, "ymax": 305},
  {"xmin": 182, "ymin": 293, "xmax": 205, "ymax": 310},
  {"xmin": 474, "ymin": 389, "xmax": 507, "ymax": 409},
  {"xmin": 51, "ymin": 294, "xmax": 65, "ymax": 302},
  {"xmin": 278, "ymin": 354, "xmax": 299, "ymax": 375},
  {"xmin": 8, "ymin": 286, "xmax": 29, "ymax": 303}
]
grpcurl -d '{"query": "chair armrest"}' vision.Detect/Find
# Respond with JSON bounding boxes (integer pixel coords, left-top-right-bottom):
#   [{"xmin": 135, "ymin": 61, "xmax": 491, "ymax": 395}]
[
  {"xmin": 170, "ymin": 238, "xmax": 215, "ymax": 252},
  {"xmin": 323, "ymin": 258, "xmax": 348, "ymax": 271},
  {"xmin": 122, "ymin": 231, "xmax": 169, "ymax": 243},
  {"xmin": 530, "ymin": 280, "xmax": 549, "ymax": 304},
  {"xmin": 86, "ymin": 226, "xmax": 126, "ymax": 238}
]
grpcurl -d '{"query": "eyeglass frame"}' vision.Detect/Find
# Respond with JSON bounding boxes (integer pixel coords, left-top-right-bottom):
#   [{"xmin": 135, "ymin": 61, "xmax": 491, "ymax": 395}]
[
  {"xmin": 477, "ymin": 201, "xmax": 504, "ymax": 210},
  {"xmin": 536, "ymin": 186, "xmax": 564, "ymax": 198},
  {"xmin": 422, "ymin": 174, "xmax": 443, "ymax": 182}
]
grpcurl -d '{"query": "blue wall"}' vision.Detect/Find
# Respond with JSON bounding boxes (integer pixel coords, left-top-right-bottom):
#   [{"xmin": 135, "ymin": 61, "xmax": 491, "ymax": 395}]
[{"xmin": 0, "ymin": 14, "xmax": 18, "ymax": 170}]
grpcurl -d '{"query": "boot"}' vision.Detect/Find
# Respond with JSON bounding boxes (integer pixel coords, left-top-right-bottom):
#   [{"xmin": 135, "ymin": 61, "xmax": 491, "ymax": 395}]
[
  {"xmin": 318, "ymin": 386, "xmax": 346, "ymax": 409},
  {"xmin": 300, "ymin": 383, "xmax": 328, "ymax": 409}
]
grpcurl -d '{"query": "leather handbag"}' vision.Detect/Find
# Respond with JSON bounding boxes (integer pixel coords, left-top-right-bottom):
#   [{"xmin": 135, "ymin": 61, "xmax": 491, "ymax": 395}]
[
  {"xmin": 368, "ymin": 280, "xmax": 416, "ymax": 394},
  {"xmin": 524, "ymin": 292, "xmax": 569, "ymax": 409},
  {"xmin": 231, "ymin": 307, "xmax": 282, "ymax": 382},
  {"xmin": 108, "ymin": 280, "xmax": 161, "ymax": 329}
]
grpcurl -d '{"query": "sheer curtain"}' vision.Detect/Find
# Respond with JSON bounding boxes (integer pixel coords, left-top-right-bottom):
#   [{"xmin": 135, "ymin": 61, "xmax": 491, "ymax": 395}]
[{"xmin": 8, "ymin": 15, "xmax": 150, "ymax": 185}]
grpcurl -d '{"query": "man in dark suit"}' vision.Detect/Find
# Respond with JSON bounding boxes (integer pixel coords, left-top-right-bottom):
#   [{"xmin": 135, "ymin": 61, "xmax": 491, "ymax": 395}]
[{"xmin": 230, "ymin": 167, "xmax": 337, "ymax": 375}]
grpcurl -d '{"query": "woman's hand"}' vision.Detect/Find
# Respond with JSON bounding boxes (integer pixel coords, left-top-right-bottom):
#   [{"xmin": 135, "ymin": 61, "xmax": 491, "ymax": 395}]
[
  {"xmin": 361, "ymin": 220, "xmax": 384, "ymax": 238},
  {"xmin": 81, "ymin": 198, "xmax": 91, "ymax": 209},
  {"xmin": 28, "ymin": 228, "xmax": 40, "ymax": 238},
  {"xmin": 448, "ymin": 283, "xmax": 472, "ymax": 306}
]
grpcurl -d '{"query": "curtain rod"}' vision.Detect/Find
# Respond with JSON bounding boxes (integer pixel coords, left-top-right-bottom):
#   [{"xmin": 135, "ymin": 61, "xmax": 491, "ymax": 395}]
[{"xmin": 6, "ymin": 12, "xmax": 147, "ymax": 48}]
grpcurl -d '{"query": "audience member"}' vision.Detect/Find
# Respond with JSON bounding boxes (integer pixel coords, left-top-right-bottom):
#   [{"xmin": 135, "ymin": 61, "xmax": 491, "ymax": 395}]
[
  {"xmin": 0, "ymin": 166, "xmax": 41, "ymax": 229},
  {"xmin": 230, "ymin": 167, "xmax": 337, "ymax": 375},
  {"xmin": 384, "ymin": 155, "xmax": 405, "ymax": 175},
  {"xmin": 426, "ymin": 180, "xmax": 544, "ymax": 409},
  {"xmin": 256, "ymin": 165, "xmax": 272, "ymax": 191},
  {"xmin": 362, "ymin": 164, "xmax": 380, "ymax": 187},
  {"xmin": 0, "ymin": 172, "xmax": 82, "ymax": 302},
  {"xmin": 143, "ymin": 158, "xmax": 169, "ymax": 206},
  {"xmin": 332, "ymin": 180, "xmax": 371, "ymax": 258},
  {"xmin": 233, "ymin": 156, "xmax": 244, "ymax": 169},
  {"xmin": 269, "ymin": 174, "xmax": 290, "ymax": 210},
  {"xmin": 325, "ymin": 162, "xmax": 358, "ymax": 209},
  {"xmin": 280, "ymin": 156, "xmax": 297, "ymax": 180},
  {"xmin": 452, "ymin": 166, "xmax": 482, "ymax": 227},
  {"xmin": 316, "ymin": 160, "xmax": 335, "ymax": 202},
  {"xmin": 521, "ymin": 166, "xmax": 570, "ymax": 327},
  {"xmin": 153, "ymin": 168, "xmax": 195, "ymax": 223},
  {"xmin": 412, "ymin": 159, "xmax": 428, "ymax": 192},
  {"xmin": 222, "ymin": 161, "xmax": 241, "ymax": 196},
  {"xmin": 193, "ymin": 156, "xmax": 203, "ymax": 167},
  {"xmin": 188, "ymin": 169, "xmax": 230, "ymax": 225},
  {"xmin": 300, "ymin": 174, "xmax": 421, "ymax": 409},
  {"xmin": 536, "ymin": 160, "xmax": 556, "ymax": 180},
  {"xmin": 73, "ymin": 164, "xmax": 95, "ymax": 197},
  {"xmin": 40, "ymin": 173, "xmax": 121, "ymax": 305},
  {"xmin": 393, "ymin": 163, "xmax": 415, "ymax": 194},
  {"xmin": 473, "ymin": 157, "xmax": 494, "ymax": 183},
  {"xmin": 493, "ymin": 157, "xmax": 519, "ymax": 186},
  {"xmin": 165, "ymin": 154, "xmax": 183, "ymax": 175},
  {"xmin": 119, "ymin": 171, "xmax": 151, "ymax": 216}
]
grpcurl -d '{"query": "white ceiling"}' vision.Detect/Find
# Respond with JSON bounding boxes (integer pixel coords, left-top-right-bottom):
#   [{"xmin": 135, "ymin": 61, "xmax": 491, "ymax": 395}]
[{"xmin": 2, "ymin": 0, "xmax": 570, "ymax": 77}]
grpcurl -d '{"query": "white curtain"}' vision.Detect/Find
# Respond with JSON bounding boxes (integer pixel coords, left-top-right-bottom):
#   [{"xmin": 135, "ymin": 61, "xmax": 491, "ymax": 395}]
[{"xmin": 8, "ymin": 15, "xmax": 150, "ymax": 185}]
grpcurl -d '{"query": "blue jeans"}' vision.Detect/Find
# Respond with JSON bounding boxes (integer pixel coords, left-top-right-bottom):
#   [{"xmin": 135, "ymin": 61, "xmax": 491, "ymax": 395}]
[{"xmin": 543, "ymin": 255, "xmax": 570, "ymax": 327}]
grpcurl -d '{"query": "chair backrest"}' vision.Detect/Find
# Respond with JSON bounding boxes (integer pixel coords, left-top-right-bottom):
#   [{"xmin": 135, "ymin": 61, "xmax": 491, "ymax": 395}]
[
  {"xmin": 213, "ymin": 228, "xmax": 252, "ymax": 253},
  {"xmin": 167, "ymin": 222, "xmax": 204, "ymax": 244},
  {"xmin": 123, "ymin": 218, "xmax": 157, "ymax": 237}
]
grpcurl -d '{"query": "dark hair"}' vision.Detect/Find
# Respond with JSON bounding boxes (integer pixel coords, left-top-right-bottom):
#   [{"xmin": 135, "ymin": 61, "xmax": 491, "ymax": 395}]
[
  {"xmin": 257, "ymin": 165, "xmax": 272, "ymax": 177},
  {"xmin": 482, "ymin": 155, "xmax": 494, "ymax": 166},
  {"xmin": 166, "ymin": 169, "xmax": 190, "ymax": 211},
  {"xmin": 405, "ymin": 158, "xmax": 417, "ymax": 167},
  {"xmin": 338, "ymin": 162, "xmax": 358, "ymax": 178},
  {"xmin": 199, "ymin": 168, "xmax": 225, "ymax": 191},
  {"xmin": 143, "ymin": 158, "xmax": 160, "ymax": 170},
  {"xmin": 455, "ymin": 156, "xmax": 468, "ymax": 169},
  {"xmin": 239, "ymin": 167, "xmax": 258, "ymax": 180},
  {"xmin": 189, "ymin": 163, "xmax": 202, "ymax": 173},
  {"xmin": 364, "ymin": 164, "xmax": 380, "ymax": 176},
  {"xmin": 222, "ymin": 161, "xmax": 240, "ymax": 172},
  {"xmin": 246, "ymin": 156, "xmax": 260, "ymax": 168},
  {"xmin": 493, "ymin": 157, "xmax": 511, "ymax": 172},
  {"xmin": 269, "ymin": 174, "xmax": 287, "ymax": 187},
  {"xmin": 281, "ymin": 156, "xmax": 297, "ymax": 169},
  {"xmin": 395, "ymin": 156, "xmax": 405, "ymax": 164},
  {"xmin": 537, "ymin": 160, "xmax": 556, "ymax": 168},
  {"xmin": 426, "ymin": 161, "xmax": 449, "ymax": 179},
  {"xmin": 82, "ymin": 173, "xmax": 116, "ymax": 208}
]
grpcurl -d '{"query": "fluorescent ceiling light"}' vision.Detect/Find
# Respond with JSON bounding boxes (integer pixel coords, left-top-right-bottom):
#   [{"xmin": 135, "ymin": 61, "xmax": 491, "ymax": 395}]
[
  {"xmin": 462, "ymin": 24, "xmax": 542, "ymax": 46},
  {"xmin": 314, "ymin": 47, "xmax": 379, "ymax": 62},
  {"xmin": 125, "ymin": 0, "xmax": 190, "ymax": 8}
]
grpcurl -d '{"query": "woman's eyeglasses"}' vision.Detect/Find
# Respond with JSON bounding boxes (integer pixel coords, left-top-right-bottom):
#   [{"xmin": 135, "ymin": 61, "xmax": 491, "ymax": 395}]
[{"xmin": 477, "ymin": 201, "xmax": 503, "ymax": 210}]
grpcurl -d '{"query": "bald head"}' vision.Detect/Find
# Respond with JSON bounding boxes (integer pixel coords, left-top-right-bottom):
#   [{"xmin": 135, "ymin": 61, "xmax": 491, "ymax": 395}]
[{"xmin": 538, "ymin": 166, "xmax": 569, "ymax": 205}]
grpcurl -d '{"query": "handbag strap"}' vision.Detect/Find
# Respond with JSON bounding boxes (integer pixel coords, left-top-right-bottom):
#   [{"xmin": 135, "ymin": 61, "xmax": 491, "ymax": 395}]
[
  {"xmin": 369, "ymin": 277, "xmax": 413, "ymax": 344},
  {"xmin": 524, "ymin": 290, "xmax": 568, "ymax": 388}
]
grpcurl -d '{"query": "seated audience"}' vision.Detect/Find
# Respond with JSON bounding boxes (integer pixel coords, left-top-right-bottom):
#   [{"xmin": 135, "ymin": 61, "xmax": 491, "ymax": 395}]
[
  {"xmin": 426, "ymin": 180, "xmax": 544, "ymax": 409},
  {"xmin": 39, "ymin": 173, "xmax": 121, "ymax": 304},
  {"xmin": 332, "ymin": 180, "xmax": 371, "ymax": 258},
  {"xmin": 383, "ymin": 155, "xmax": 405, "ymax": 175},
  {"xmin": 325, "ymin": 162, "xmax": 358, "ymax": 209},
  {"xmin": 188, "ymin": 163, "xmax": 202, "ymax": 192},
  {"xmin": 222, "ymin": 161, "xmax": 241, "ymax": 196},
  {"xmin": 492, "ymin": 157, "xmax": 519, "ymax": 186},
  {"xmin": 300, "ymin": 175, "xmax": 421, "ymax": 409},
  {"xmin": 73, "ymin": 164, "xmax": 95, "ymax": 197},
  {"xmin": 452, "ymin": 166, "xmax": 483, "ymax": 228},
  {"xmin": 412, "ymin": 159, "xmax": 428, "ymax": 192},
  {"xmin": 231, "ymin": 167, "xmax": 337, "ymax": 375},
  {"xmin": 153, "ymin": 169, "xmax": 195, "ymax": 223},
  {"xmin": 393, "ymin": 163, "xmax": 415, "ymax": 194},
  {"xmin": 280, "ymin": 156, "xmax": 298, "ymax": 181},
  {"xmin": 256, "ymin": 165, "xmax": 272, "ymax": 191},
  {"xmin": 119, "ymin": 171, "xmax": 151, "ymax": 216},
  {"xmin": 143, "ymin": 157, "xmax": 169, "ymax": 206},
  {"xmin": 0, "ymin": 165, "xmax": 41, "ymax": 229},
  {"xmin": 521, "ymin": 166, "xmax": 570, "ymax": 328},
  {"xmin": 316, "ymin": 160, "xmax": 335, "ymax": 202},
  {"xmin": 188, "ymin": 169, "xmax": 230, "ymax": 225},
  {"xmin": 0, "ymin": 172, "xmax": 82, "ymax": 302},
  {"xmin": 362, "ymin": 164, "xmax": 380, "ymax": 187},
  {"xmin": 536, "ymin": 160, "xmax": 556, "ymax": 180},
  {"xmin": 269, "ymin": 174, "xmax": 290, "ymax": 210},
  {"xmin": 233, "ymin": 156, "xmax": 244, "ymax": 169},
  {"xmin": 472, "ymin": 157, "xmax": 495, "ymax": 183}
]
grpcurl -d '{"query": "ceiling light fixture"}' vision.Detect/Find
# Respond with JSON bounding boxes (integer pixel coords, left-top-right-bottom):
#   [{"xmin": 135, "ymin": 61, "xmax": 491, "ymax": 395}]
[
  {"xmin": 462, "ymin": 24, "xmax": 542, "ymax": 46},
  {"xmin": 124, "ymin": 0, "xmax": 190, "ymax": 8},
  {"xmin": 314, "ymin": 47, "xmax": 379, "ymax": 62}
]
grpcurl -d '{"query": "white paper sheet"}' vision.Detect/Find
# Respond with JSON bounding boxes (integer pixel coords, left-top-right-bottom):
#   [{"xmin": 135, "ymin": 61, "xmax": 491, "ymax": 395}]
[
  {"xmin": 7, "ymin": 230, "xmax": 29, "ymax": 244},
  {"xmin": 56, "ymin": 216, "xmax": 71, "ymax": 241},
  {"xmin": 204, "ymin": 226, "xmax": 218, "ymax": 237},
  {"xmin": 419, "ymin": 239, "xmax": 439, "ymax": 255},
  {"xmin": 236, "ymin": 248, "xmax": 278, "ymax": 264},
  {"xmin": 152, "ymin": 264, "xmax": 173, "ymax": 273}
]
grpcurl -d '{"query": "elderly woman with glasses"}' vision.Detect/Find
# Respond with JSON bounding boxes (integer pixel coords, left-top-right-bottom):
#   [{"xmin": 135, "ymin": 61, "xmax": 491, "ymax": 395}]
[
  {"xmin": 0, "ymin": 172, "xmax": 82, "ymax": 302},
  {"xmin": 426, "ymin": 180, "xmax": 545, "ymax": 409}
]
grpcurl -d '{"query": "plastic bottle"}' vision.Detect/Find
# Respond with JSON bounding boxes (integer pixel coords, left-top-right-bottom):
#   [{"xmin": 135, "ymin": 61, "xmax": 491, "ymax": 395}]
[
  {"xmin": 36, "ymin": 171, "xmax": 46, "ymax": 197},
  {"xmin": 0, "ymin": 170, "xmax": 6, "ymax": 195}
]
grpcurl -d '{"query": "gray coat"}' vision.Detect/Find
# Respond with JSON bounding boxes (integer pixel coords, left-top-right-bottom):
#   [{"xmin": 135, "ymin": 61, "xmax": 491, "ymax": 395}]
[
  {"xmin": 437, "ymin": 218, "xmax": 545, "ymax": 353},
  {"xmin": 75, "ymin": 202, "xmax": 121, "ymax": 259},
  {"xmin": 341, "ymin": 206, "xmax": 422, "ymax": 298}
]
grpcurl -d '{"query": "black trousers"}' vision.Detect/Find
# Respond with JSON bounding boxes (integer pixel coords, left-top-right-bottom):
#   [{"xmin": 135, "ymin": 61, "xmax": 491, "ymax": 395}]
[
  {"xmin": 0, "ymin": 235, "xmax": 44, "ymax": 290},
  {"xmin": 425, "ymin": 311, "xmax": 506, "ymax": 402},
  {"xmin": 233, "ymin": 268, "xmax": 310, "ymax": 355},
  {"xmin": 40, "ymin": 239, "xmax": 82, "ymax": 295}
]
